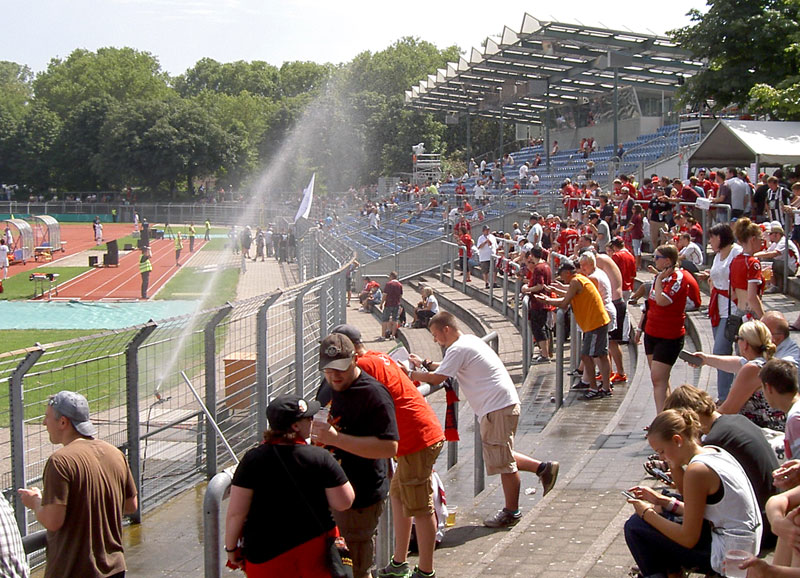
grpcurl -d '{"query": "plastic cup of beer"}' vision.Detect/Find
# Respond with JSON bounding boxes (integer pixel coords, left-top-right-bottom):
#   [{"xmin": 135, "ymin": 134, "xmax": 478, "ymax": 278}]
[
  {"xmin": 445, "ymin": 505, "xmax": 458, "ymax": 527},
  {"xmin": 762, "ymin": 265, "xmax": 773, "ymax": 282},
  {"xmin": 313, "ymin": 406, "xmax": 329, "ymax": 426},
  {"xmin": 721, "ymin": 528, "xmax": 756, "ymax": 577}
]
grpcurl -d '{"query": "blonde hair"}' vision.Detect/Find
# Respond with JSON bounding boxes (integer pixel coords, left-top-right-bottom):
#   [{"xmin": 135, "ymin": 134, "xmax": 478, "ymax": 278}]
[
  {"xmin": 421, "ymin": 286, "xmax": 433, "ymax": 299},
  {"xmin": 739, "ymin": 320, "xmax": 777, "ymax": 359},
  {"xmin": 648, "ymin": 408, "xmax": 702, "ymax": 443},
  {"xmin": 664, "ymin": 385, "xmax": 716, "ymax": 417},
  {"xmin": 733, "ymin": 217, "xmax": 762, "ymax": 245}
]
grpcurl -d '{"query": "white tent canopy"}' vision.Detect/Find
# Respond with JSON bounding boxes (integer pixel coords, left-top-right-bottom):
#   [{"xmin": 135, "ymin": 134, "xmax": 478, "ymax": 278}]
[{"xmin": 688, "ymin": 120, "xmax": 800, "ymax": 168}]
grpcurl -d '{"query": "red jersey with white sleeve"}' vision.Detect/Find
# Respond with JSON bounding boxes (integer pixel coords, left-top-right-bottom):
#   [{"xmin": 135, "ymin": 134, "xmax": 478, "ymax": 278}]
[
  {"xmin": 730, "ymin": 253, "xmax": 763, "ymax": 308},
  {"xmin": 645, "ymin": 268, "xmax": 689, "ymax": 339},
  {"xmin": 611, "ymin": 248, "xmax": 636, "ymax": 291},
  {"xmin": 557, "ymin": 228, "xmax": 579, "ymax": 257},
  {"xmin": 564, "ymin": 186, "xmax": 580, "ymax": 213},
  {"xmin": 683, "ymin": 269, "xmax": 701, "ymax": 309}
]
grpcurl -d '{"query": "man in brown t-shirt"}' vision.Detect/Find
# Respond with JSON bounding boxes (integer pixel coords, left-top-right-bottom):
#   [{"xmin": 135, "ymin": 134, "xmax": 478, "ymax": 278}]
[{"xmin": 18, "ymin": 391, "xmax": 138, "ymax": 578}]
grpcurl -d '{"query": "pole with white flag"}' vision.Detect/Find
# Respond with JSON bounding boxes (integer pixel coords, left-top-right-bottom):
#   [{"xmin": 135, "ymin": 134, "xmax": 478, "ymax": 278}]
[{"xmin": 294, "ymin": 173, "xmax": 315, "ymax": 223}]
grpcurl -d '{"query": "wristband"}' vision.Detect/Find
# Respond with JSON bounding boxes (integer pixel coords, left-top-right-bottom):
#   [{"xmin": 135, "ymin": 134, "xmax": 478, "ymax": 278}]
[
  {"xmin": 668, "ymin": 497, "xmax": 680, "ymax": 513},
  {"xmin": 423, "ymin": 359, "xmax": 432, "ymax": 371},
  {"xmin": 642, "ymin": 507, "xmax": 655, "ymax": 521},
  {"xmin": 225, "ymin": 546, "xmax": 238, "ymax": 552}
]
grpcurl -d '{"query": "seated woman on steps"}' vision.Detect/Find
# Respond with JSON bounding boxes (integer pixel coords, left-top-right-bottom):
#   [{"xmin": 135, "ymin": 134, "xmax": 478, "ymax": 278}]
[
  {"xmin": 624, "ymin": 408, "xmax": 762, "ymax": 578},
  {"xmin": 693, "ymin": 320, "xmax": 785, "ymax": 432}
]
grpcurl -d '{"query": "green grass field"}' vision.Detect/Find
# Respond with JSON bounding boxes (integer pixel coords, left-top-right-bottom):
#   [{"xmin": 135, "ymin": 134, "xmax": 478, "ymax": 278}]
[
  {"xmin": 0, "ymin": 267, "xmax": 90, "ymax": 300},
  {"xmin": 155, "ymin": 266, "xmax": 239, "ymax": 308}
]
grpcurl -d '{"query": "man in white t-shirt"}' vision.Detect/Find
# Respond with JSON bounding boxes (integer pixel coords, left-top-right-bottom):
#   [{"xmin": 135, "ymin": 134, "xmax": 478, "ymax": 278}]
[
  {"xmin": 408, "ymin": 312, "xmax": 560, "ymax": 528},
  {"xmin": 527, "ymin": 213, "xmax": 543, "ymax": 248},
  {"xmin": 755, "ymin": 223, "xmax": 799, "ymax": 292},
  {"xmin": 677, "ymin": 232, "xmax": 704, "ymax": 272},
  {"xmin": 477, "ymin": 225, "xmax": 498, "ymax": 289},
  {"xmin": 473, "ymin": 180, "xmax": 486, "ymax": 204},
  {"xmin": 0, "ymin": 238, "xmax": 9, "ymax": 280},
  {"xmin": 518, "ymin": 162, "xmax": 529, "ymax": 187}
]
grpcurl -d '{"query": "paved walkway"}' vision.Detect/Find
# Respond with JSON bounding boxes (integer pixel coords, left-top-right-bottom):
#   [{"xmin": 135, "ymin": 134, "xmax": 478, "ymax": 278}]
[{"xmin": 109, "ymin": 263, "xmax": 798, "ymax": 578}]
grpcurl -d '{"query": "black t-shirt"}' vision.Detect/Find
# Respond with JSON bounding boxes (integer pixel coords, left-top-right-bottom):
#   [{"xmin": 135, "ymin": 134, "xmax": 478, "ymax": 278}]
[
  {"xmin": 232, "ymin": 442, "xmax": 348, "ymax": 563},
  {"xmin": 317, "ymin": 371, "xmax": 399, "ymax": 508},
  {"xmin": 704, "ymin": 414, "xmax": 777, "ymax": 521},
  {"xmin": 752, "ymin": 184, "xmax": 769, "ymax": 216},
  {"xmin": 648, "ymin": 198, "xmax": 672, "ymax": 223}
]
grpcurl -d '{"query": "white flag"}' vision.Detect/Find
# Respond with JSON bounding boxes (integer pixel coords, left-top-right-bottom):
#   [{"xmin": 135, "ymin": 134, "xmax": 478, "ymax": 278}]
[{"xmin": 294, "ymin": 174, "xmax": 315, "ymax": 223}]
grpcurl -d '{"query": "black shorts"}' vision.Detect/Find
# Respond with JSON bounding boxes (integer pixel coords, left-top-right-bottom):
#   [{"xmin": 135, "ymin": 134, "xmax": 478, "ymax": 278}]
[
  {"xmin": 644, "ymin": 333, "xmax": 684, "ymax": 366},
  {"xmin": 528, "ymin": 307, "xmax": 549, "ymax": 342},
  {"xmin": 609, "ymin": 299, "xmax": 628, "ymax": 342},
  {"xmin": 792, "ymin": 225, "xmax": 800, "ymax": 245}
]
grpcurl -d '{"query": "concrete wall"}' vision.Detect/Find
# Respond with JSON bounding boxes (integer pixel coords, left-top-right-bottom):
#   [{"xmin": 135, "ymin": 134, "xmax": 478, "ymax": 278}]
[{"xmin": 546, "ymin": 116, "xmax": 664, "ymax": 151}]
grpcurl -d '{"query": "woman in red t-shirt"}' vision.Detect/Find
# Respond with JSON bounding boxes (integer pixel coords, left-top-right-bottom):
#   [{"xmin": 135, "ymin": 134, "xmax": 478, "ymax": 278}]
[
  {"xmin": 730, "ymin": 218, "xmax": 765, "ymax": 320},
  {"xmin": 644, "ymin": 244, "xmax": 689, "ymax": 412}
]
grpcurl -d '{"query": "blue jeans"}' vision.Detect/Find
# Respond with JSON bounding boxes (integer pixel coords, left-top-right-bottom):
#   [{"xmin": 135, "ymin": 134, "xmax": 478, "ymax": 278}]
[
  {"xmin": 713, "ymin": 321, "xmax": 735, "ymax": 401},
  {"xmin": 624, "ymin": 514, "xmax": 713, "ymax": 576}
]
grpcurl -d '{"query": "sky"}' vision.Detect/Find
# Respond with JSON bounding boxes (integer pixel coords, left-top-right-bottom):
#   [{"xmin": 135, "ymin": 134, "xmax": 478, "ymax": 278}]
[{"xmin": 5, "ymin": 0, "xmax": 709, "ymax": 77}]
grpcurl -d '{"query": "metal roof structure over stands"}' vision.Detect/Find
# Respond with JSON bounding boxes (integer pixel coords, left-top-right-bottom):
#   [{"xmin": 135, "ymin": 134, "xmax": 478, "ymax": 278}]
[{"xmin": 405, "ymin": 13, "xmax": 704, "ymax": 122}]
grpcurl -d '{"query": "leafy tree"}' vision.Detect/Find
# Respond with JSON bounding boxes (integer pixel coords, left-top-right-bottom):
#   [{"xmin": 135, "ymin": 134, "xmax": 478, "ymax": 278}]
[
  {"xmin": 9, "ymin": 104, "xmax": 62, "ymax": 191},
  {"xmin": 53, "ymin": 97, "xmax": 115, "ymax": 190},
  {"xmin": 33, "ymin": 47, "xmax": 172, "ymax": 119},
  {"xmin": 278, "ymin": 61, "xmax": 332, "ymax": 98},
  {"xmin": 748, "ymin": 25, "xmax": 800, "ymax": 119},
  {"xmin": 670, "ymin": 0, "xmax": 800, "ymax": 110},
  {"xmin": 174, "ymin": 58, "xmax": 281, "ymax": 98},
  {"xmin": 0, "ymin": 61, "xmax": 34, "ymax": 121}
]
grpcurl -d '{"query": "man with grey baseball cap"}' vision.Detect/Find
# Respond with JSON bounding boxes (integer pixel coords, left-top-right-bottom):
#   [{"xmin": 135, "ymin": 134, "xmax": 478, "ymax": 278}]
[
  {"xmin": 18, "ymin": 391, "xmax": 137, "ymax": 578},
  {"xmin": 313, "ymin": 334, "xmax": 398, "ymax": 578}
]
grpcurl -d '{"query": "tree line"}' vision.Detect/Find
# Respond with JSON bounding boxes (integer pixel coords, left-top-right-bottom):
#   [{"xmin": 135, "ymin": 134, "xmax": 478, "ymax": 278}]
[{"xmin": 1, "ymin": 0, "xmax": 797, "ymax": 200}]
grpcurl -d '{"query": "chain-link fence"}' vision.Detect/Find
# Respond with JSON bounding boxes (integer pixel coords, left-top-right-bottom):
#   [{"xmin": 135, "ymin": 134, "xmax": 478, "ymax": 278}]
[{"xmin": 0, "ymin": 228, "xmax": 354, "ymax": 548}]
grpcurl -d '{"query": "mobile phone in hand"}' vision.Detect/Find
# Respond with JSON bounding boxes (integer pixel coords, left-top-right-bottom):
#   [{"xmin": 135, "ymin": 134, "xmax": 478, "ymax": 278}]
[
  {"xmin": 678, "ymin": 350, "xmax": 702, "ymax": 366},
  {"xmin": 651, "ymin": 467, "xmax": 673, "ymax": 485},
  {"xmin": 621, "ymin": 490, "xmax": 635, "ymax": 500}
]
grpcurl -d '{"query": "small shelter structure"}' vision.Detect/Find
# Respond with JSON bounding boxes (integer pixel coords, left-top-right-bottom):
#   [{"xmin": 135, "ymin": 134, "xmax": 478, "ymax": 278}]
[
  {"xmin": 31, "ymin": 215, "xmax": 64, "ymax": 255},
  {"xmin": 3, "ymin": 219, "xmax": 34, "ymax": 264},
  {"xmin": 688, "ymin": 120, "xmax": 800, "ymax": 169}
]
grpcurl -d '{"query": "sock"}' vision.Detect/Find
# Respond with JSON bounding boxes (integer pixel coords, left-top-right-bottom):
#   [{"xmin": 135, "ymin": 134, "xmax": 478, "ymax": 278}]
[
  {"xmin": 391, "ymin": 558, "xmax": 406, "ymax": 567},
  {"xmin": 415, "ymin": 568, "xmax": 435, "ymax": 577},
  {"xmin": 536, "ymin": 462, "xmax": 546, "ymax": 475},
  {"xmin": 503, "ymin": 507, "xmax": 520, "ymax": 515}
]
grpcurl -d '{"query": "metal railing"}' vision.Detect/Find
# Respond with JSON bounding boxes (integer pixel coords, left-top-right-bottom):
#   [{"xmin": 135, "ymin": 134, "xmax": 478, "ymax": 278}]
[
  {"xmin": 202, "ymin": 331, "xmax": 499, "ymax": 578},
  {"xmin": 0, "ymin": 227, "xmax": 353, "ymax": 567}
]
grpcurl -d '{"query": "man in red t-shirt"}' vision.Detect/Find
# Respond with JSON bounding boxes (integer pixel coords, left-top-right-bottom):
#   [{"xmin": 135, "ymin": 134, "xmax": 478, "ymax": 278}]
[
  {"xmin": 521, "ymin": 247, "xmax": 553, "ymax": 362},
  {"xmin": 608, "ymin": 237, "xmax": 636, "ymax": 298},
  {"xmin": 381, "ymin": 271, "xmax": 404, "ymax": 340},
  {"xmin": 331, "ymin": 325, "xmax": 445, "ymax": 578},
  {"xmin": 557, "ymin": 226, "xmax": 579, "ymax": 258}
]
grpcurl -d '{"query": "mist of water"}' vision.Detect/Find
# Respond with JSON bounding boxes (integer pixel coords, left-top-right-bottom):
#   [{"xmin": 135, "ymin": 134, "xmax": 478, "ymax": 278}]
[{"xmin": 151, "ymin": 79, "xmax": 364, "ymax": 398}]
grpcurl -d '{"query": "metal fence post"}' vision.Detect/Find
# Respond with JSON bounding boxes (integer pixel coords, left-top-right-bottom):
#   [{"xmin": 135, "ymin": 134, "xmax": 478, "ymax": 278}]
[
  {"xmin": 462, "ymin": 252, "xmax": 468, "ymax": 292},
  {"xmin": 125, "ymin": 321, "xmax": 158, "ymax": 524},
  {"xmin": 514, "ymin": 278, "xmax": 522, "ymax": 327},
  {"xmin": 570, "ymin": 313, "xmax": 580, "ymax": 373},
  {"xmin": 522, "ymin": 297, "xmax": 530, "ymax": 379},
  {"xmin": 319, "ymin": 283, "xmax": 330, "ymax": 339},
  {"xmin": 257, "ymin": 293, "xmax": 282, "ymax": 436},
  {"xmin": 204, "ymin": 304, "xmax": 233, "ymax": 478},
  {"xmin": 204, "ymin": 470, "xmax": 233, "ymax": 578},
  {"xmin": 555, "ymin": 309, "xmax": 565, "ymax": 409},
  {"xmin": 9, "ymin": 347, "xmax": 45, "ymax": 534},
  {"xmin": 294, "ymin": 290, "xmax": 307, "ymax": 396},
  {"xmin": 488, "ymin": 258, "xmax": 495, "ymax": 306}
]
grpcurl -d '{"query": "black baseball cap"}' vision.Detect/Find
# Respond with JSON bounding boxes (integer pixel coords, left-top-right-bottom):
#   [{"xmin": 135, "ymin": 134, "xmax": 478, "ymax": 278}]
[
  {"xmin": 331, "ymin": 324, "xmax": 363, "ymax": 344},
  {"xmin": 266, "ymin": 394, "xmax": 321, "ymax": 431}
]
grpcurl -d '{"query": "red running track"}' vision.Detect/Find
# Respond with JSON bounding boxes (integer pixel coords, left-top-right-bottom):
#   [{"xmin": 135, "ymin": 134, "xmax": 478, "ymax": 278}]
[
  {"xmin": 48, "ymin": 237, "xmax": 206, "ymax": 301},
  {"xmin": 6, "ymin": 223, "xmax": 136, "ymax": 277}
]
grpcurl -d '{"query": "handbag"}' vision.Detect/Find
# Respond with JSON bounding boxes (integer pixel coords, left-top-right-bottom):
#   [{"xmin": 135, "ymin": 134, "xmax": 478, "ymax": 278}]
[
  {"xmin": 724, "ymin": 278, "xmax": 744, "ymax": 342},
  {"xmin": 272, "ymin": 446, "xmax": 354, "ymax": 578}
]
